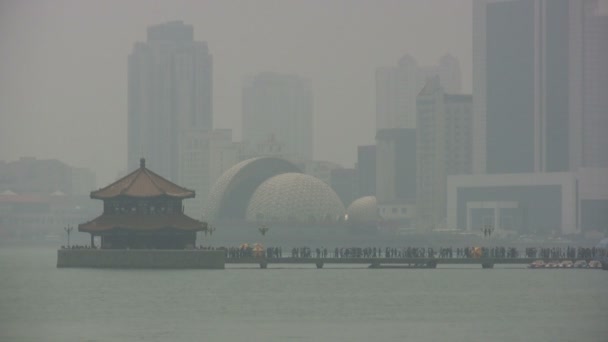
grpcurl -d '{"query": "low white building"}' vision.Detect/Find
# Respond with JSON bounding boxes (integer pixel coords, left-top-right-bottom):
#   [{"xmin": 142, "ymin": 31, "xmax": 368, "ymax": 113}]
[{"xmin": 447, "ymin": 168, "xmax": 608, "ymax": 236}]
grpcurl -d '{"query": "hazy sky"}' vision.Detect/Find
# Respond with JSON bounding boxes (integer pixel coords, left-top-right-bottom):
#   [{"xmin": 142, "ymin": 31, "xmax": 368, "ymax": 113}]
[{"xmin": 0, "ymin": 0, "xmax": 474, "ymax": 185}]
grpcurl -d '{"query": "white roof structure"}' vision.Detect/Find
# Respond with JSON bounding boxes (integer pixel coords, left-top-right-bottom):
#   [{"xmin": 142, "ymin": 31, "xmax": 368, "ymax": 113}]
[
  {"xmin": 346, "ymin": 196, "xmax": 378, "ymax": 223},
  {"xmin": 245, "ymin": 173, "xmax": 345, "ymax": 223},
  {"xmin": 204, "ymin": 157, "xmax": 301, "ymax": 220}
]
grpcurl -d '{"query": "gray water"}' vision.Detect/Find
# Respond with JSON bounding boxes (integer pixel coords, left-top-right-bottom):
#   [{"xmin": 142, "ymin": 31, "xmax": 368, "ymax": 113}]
[{"xmin": 1, "ymin": 247, "xmax": 607, "ymax": 342}]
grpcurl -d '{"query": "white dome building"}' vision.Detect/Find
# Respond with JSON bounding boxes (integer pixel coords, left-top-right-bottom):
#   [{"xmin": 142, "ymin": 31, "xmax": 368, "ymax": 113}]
[
  {"xmin": 346, "ymin": 196, "xmax": 378, "ymax": 224},
  {"xmin": 245, "ymin": 173, "xmax": 345, "ymax": 223},
  {"xmin": 203, "ymin": 157, "xmax": 301, "ymax": 221}
]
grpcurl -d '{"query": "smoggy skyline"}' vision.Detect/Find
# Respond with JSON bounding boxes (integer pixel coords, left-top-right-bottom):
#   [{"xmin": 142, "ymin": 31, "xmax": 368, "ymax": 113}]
[{"xmin": 3, "ymin": 0, "xmax": 486, "ymax": 184}]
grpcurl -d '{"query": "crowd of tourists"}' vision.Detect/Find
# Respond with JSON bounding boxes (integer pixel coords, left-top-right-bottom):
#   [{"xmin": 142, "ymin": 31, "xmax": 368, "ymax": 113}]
[
  {"xmin": 59, "ymin": 243, "xmax": 607, "ymax": 261},
  {"xmin": 223, "ymin": 244, "xmax": 607, "ymax": 260},
  {"xmin": 60, "ymin": 242, "xmax": 605, "ymax": 258},
  {"xmin": 60, "ymin": 245, "xmax": 97, "ymax": 249},
  {"xmin": 525, "ymin": 246, "xmax": 607, "ymax": 259},
  {"xmin": 220, "ymin": 246, "xmax": 282, "ymax": 259}
]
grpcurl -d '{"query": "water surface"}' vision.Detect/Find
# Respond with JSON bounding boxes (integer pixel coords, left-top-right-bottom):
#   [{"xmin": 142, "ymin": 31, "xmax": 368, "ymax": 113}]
[{"xmin": 1, "ymin": 247, "xmax": 607, "ymax": 341}]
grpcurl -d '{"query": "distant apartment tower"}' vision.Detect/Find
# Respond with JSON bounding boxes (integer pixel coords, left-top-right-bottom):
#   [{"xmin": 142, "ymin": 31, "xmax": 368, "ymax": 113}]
[
  {"xmin": 242, "ymin": 72, "xmax": 313, "ymax": 162},
  {"xmin": 296, "ymin": 160, "xmax": 343, "ymax": 186},
  {"xmin": 128, "ymin": 21, "xmax": 213, "ymax": 181},
  {"xmin": 416, "ymin": 78, "xmax": 472, "ymax": 230},
  {"xmin": 581, "ymin": 2, "xmax": 608, "ymax": 167},
  {"xmin": 472, "ymin": 0, "xmax": 601, "ymax": 174},
  {"xmin": 178, "ymin": 129, "xmax": 238, "ymax": 217},
  {"xmin": 330, "ymin": 168, "xmax": 358, "ymax": 208},
  {"xmin": 357, "ymin": 145, "xmax": 376, "ymax": 197},
  {"xmin": 375, "ymin": 128, "xmax": 417, "ymax": 226},
  {"xmin": 444, "ymin": 0, "xmax": 607, "ymax": 236},
  {"xmin": 376, "ymin": 54, "xmax": 461, "ymax": 130},
  {"xmin": 237, "ymin": 134, "xmax": 287, "ymax": 162}
]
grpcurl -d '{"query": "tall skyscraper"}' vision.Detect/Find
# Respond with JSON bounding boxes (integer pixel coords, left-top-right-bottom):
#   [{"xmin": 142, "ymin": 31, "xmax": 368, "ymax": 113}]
[
  {"xmin": 242, "ymin": 72, "xmax": 313, "ymax": 162},
  {"xmin": 375, "ymin": 128, "xmax": 417, "ymax": 227},
  {"xmin": 581, "ymin": 2, "xmax": 608, "ymax": 167},
  {"xmin": 330, "ymin": 168, "xmax": 358, "ymax": 208},
  {"xmin": 445, "ymin": 0, "xmax": 607, "ymax": 236},
  {"xmin": 416, "ymin": 77, "xmax": 472, "ymax": 230},
  {"xmin": 128, "ymin": 21, "xmax": 213, "ymax": 181},
  {"xmin": 472, "ymin": 0, "xmax": 593, "ymax": 174},
  {"xmin": 375, "ymin": 54, "xmax": 461, "ymax": 130},
  {"xmin": 357, "ymin": 145, "xmax": 376, "ymax": 197}
]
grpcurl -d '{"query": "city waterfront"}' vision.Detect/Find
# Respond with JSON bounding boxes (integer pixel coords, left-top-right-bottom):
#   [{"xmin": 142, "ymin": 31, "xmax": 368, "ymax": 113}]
[
  {"xmin": 2, "ymin": 246, "xmax": 607, "ymax": 342},
  {"xmin": 56, "ymin": 241, "xmax": 608, "ymax": 269},
  {"xmin": 2, "ymin": 1, "xmax": 607, "ymax": 341}
]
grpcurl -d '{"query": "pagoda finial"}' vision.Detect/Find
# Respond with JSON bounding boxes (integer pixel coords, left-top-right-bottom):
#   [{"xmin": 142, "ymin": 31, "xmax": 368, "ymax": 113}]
[{"xmin": 140, "ymin": 158, "xmax": 146, "ymax": 168}]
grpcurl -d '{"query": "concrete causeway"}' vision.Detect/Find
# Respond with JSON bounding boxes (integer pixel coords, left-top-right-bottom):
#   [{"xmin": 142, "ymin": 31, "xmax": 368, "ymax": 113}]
[{"xmin": 225, "ymin": 257, "xmax": 575, "ymax": 269}]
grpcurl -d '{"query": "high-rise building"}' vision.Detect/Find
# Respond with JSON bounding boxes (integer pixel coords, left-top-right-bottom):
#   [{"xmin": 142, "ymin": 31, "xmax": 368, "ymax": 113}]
[
  {"xmin": 357, "ymin": 145, "xmax": 376, "ymax": 197},
  {"xmin": 237, "ymin": 134, "xmax": 287, "ymax": 162},
  {"xmin": 242, "ymin": 72, "xmax": 313, "ymax": 162},
  {"xmin": 581, "ymin": 2, "xmax": 608, "ymax": 167},
  {"xmin": 376, "ymin": 54, "xmax": 461, "ymax": 130},
  {"xmin": 443, "ymin": 0, "xmax": 608, "ymax": 236},
  {"xmin": 472, "ymin": 0, "xmax": 595, "ymax": 174},
  {"xmin": 330, "ymin": 168, "xmax": 358, "ymax": 208},
  {"xmin": 128, "ymin": 21, "xmax": 213, "ymax": 181},
  {"xmin": 375, "ymin": 128, "xmax": 417, "ymax": 227},
  {"xmin": 178, "ymin": 129, "xmax": 238, "ymax": 217},
  {"xmin": 416, "ymin": 78, "xmax": 472, "ymax": 230},
  {"xmin": 296, "ymin": 160, "xmax": 343, "ymax": 186}
]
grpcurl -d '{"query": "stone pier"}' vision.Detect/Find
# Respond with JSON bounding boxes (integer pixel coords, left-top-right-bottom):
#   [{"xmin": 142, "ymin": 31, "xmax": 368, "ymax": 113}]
[{"xmin": 57, "ymin": 249, "xmax": 225, "ymax": 269}]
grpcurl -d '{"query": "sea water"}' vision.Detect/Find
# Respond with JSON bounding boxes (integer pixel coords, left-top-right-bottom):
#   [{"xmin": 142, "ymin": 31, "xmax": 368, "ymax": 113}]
[{"xmin": 1, "ymin": 247, "xmax": 607, "ymax": 342}]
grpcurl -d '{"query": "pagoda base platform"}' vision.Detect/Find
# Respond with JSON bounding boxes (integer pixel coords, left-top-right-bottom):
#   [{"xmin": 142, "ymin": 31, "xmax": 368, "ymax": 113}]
[{"xmin": 57, "ymin": 249, "xmax": 225, "ymax": 269}]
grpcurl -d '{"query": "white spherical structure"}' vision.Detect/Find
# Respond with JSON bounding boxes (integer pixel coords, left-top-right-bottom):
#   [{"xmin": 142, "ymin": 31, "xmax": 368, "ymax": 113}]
[
  {"xmin": 346, "ymin": 196, "xmax": 378, "ymax": 223},
  {"xmin": 203, "ymin": 157, "xmax": 300, "ymax": 220},
  {"xmin": 245, "ymin": 173, "xmax": 345, "ymax": 223}
]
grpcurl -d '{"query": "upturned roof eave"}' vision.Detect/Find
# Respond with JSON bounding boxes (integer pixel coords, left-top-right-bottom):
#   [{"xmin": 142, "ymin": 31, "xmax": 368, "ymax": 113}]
[
  {"xmin": 90, "ymin": 192, "xmax": 195, "ymax": 200},
  {"xmin": 78, "ymin": 216, "xmax": 206, "ymax": 233},
  {"xmin": 78, "ymin": 225, "xmax": 206, "ymax": 233},
  {"xmin": 78, "ymin": 225, "xmax": 206, "ymax": 232}
]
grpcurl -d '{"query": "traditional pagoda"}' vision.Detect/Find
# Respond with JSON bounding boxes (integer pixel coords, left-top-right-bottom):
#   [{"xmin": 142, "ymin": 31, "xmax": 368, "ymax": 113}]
[{"xmin": 78, "ymin": 158, "xmax": 207, "ymax": 249}]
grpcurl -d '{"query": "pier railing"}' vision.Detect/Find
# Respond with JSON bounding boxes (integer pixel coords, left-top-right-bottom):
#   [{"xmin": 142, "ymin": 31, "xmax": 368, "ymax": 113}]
[{"xmin": 224, "ymin": 256, "xmax": 597, "ymax": 269}]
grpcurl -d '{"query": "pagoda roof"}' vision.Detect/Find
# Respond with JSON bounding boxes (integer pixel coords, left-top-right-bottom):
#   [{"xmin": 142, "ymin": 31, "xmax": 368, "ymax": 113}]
[
  {"xmin": 78, "ymin": 213, "xmax": 206, "ymax": 233},
  {"xmin": 91, "ymin": 158, "xmax": 194, "ymax": 200}
]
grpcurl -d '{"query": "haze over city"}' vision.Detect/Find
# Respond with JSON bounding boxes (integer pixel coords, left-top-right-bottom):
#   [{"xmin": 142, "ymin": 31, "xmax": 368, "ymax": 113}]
[
  {"xmin": 0, "ymin": 0, "xmax": 477, "ymax": 185},
  {"xmin": 2, "ymin": 1, "xmax": 608, "ymax": 341}
]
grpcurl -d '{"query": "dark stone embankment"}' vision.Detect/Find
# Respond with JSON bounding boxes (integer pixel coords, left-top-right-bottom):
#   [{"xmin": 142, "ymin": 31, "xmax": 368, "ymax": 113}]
[{"xmin": 57, "ymin": 249, "xmax": 225, "ymax": 269}]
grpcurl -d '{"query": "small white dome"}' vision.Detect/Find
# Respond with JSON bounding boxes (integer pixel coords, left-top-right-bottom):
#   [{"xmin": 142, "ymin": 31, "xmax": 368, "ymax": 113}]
[{"xmin": 346, "ymin": 196, "xmax": 378, "ymax": 223}]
